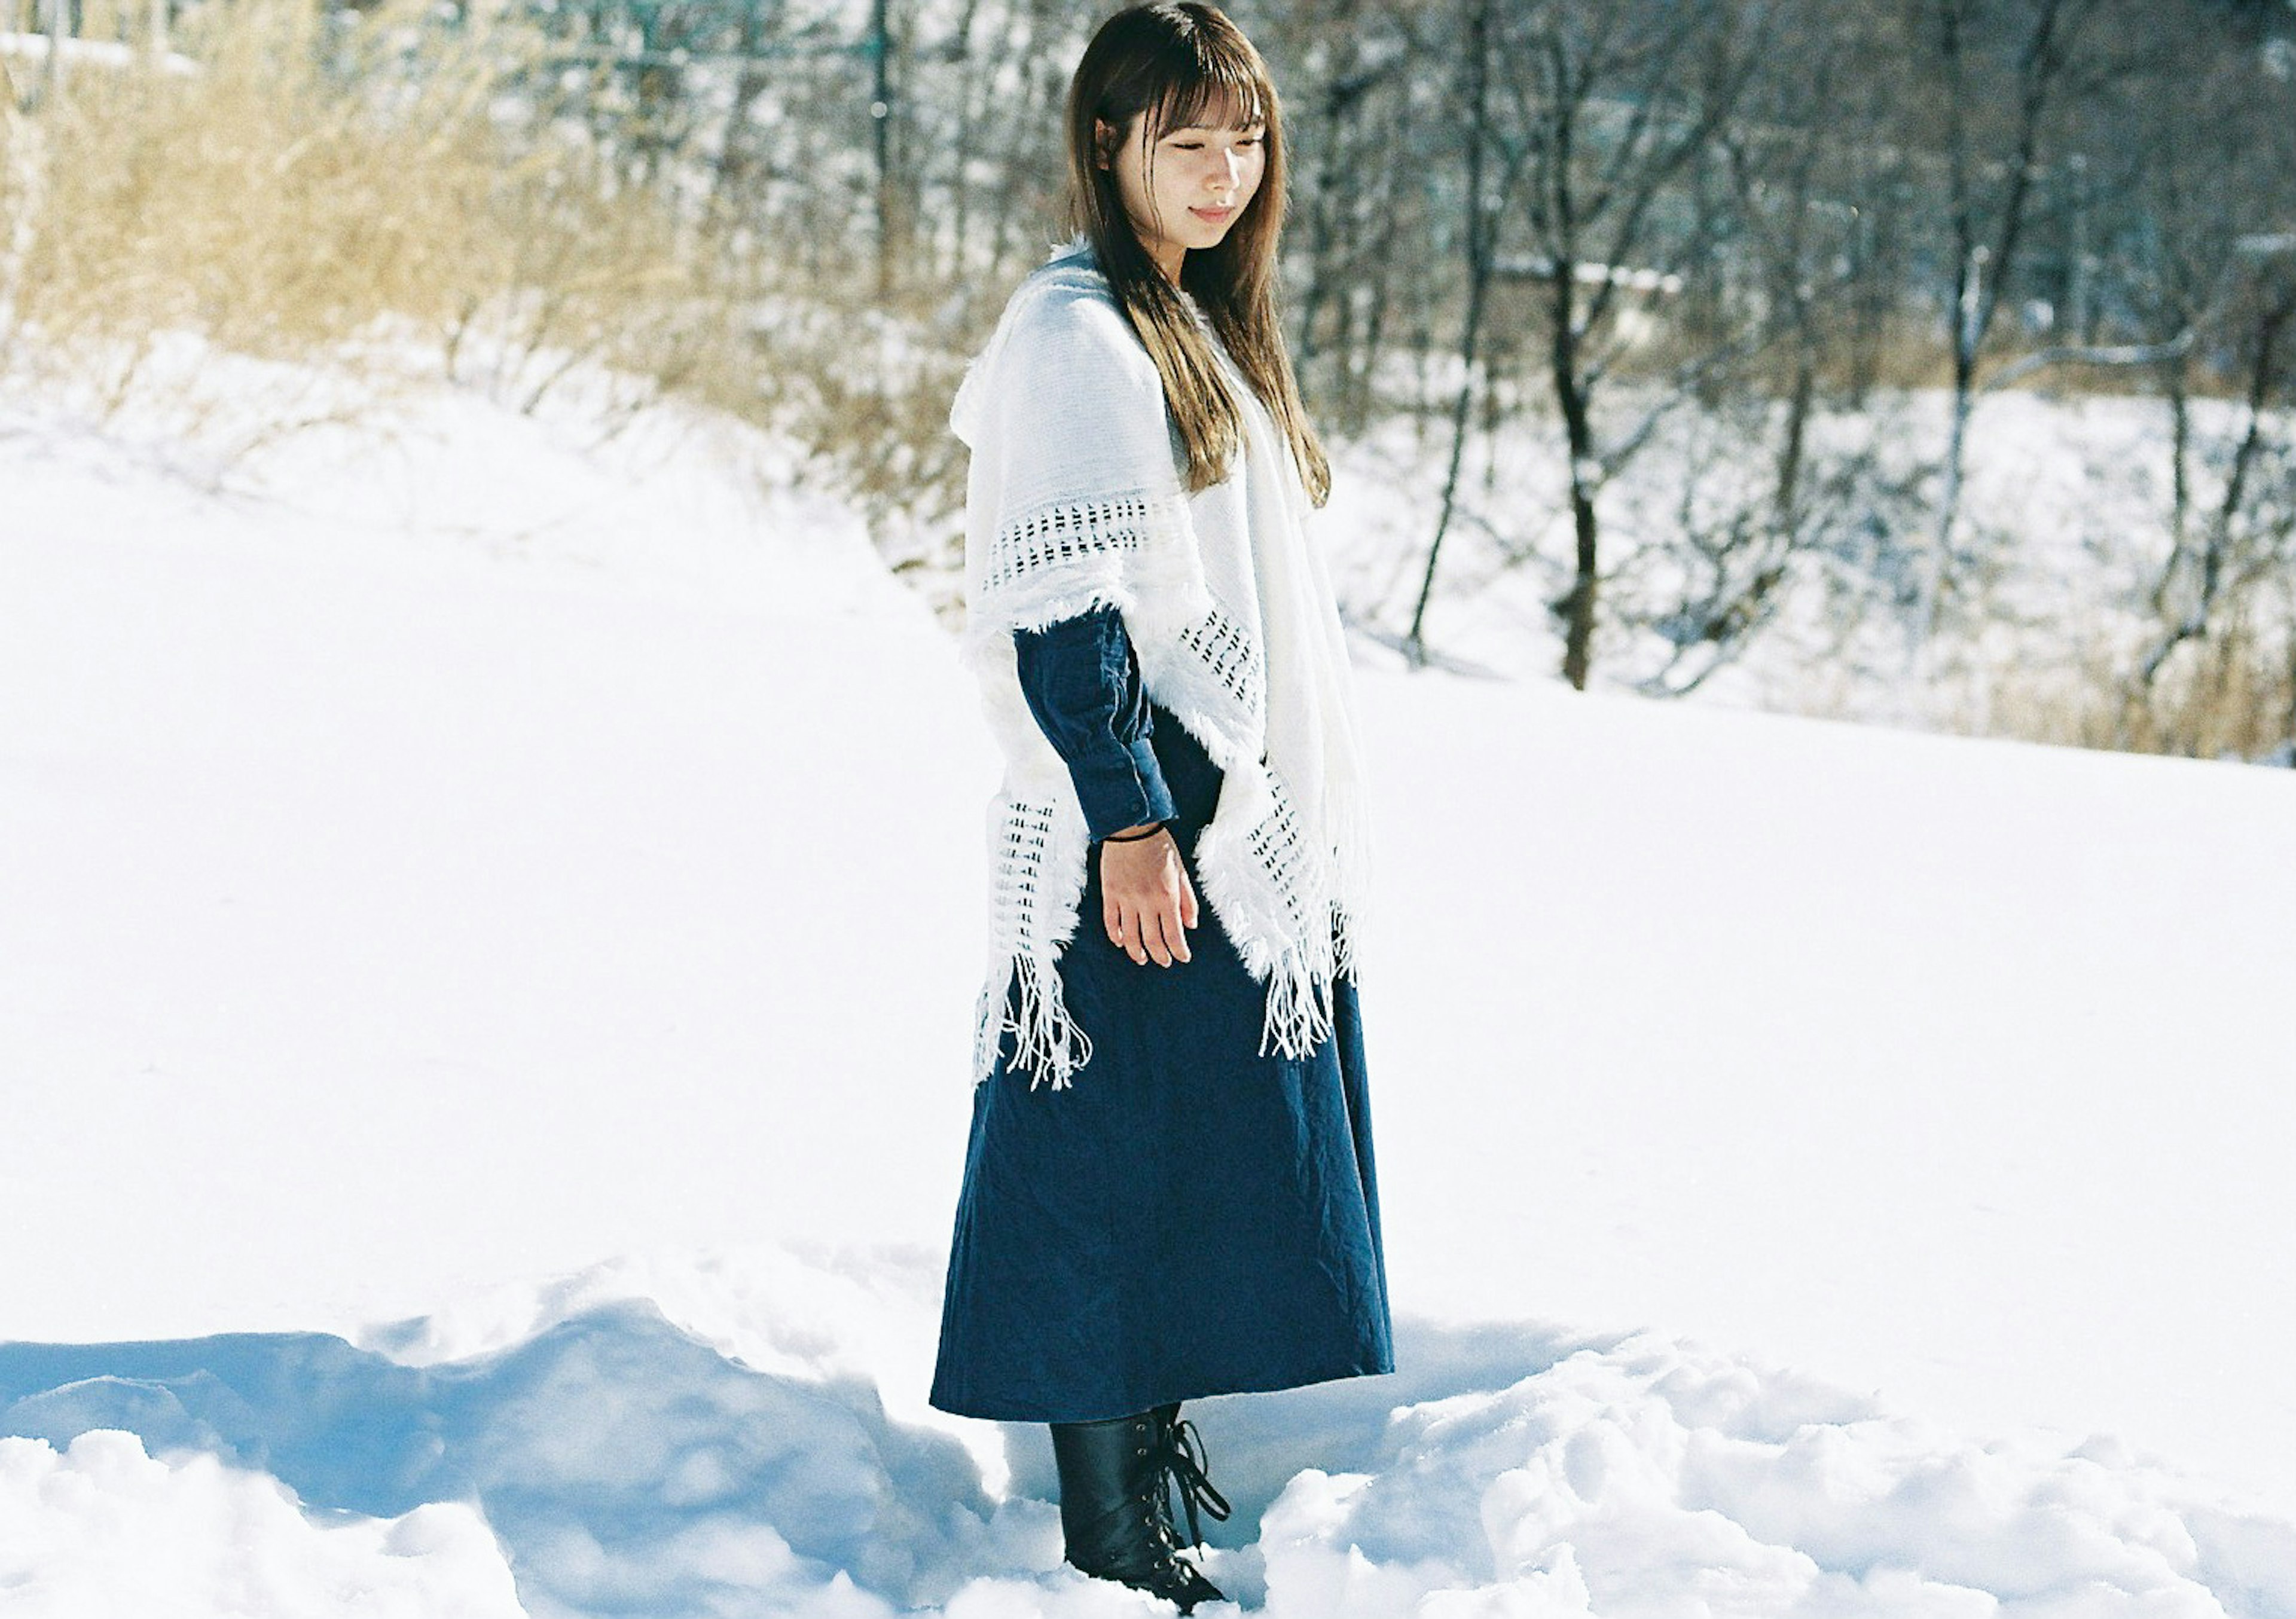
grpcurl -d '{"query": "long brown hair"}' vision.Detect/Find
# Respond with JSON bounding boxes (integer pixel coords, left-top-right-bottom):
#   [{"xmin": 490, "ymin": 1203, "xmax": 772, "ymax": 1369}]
[{"xmin": 1062, "ymin": 3, "xmax": 1332, "ymax": 506}]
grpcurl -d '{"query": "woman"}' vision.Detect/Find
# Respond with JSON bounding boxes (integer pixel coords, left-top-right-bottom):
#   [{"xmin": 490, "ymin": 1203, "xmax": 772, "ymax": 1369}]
[{"xmin": 929, "ymin": 5, "xmax": 1393, "ymax": 1609}]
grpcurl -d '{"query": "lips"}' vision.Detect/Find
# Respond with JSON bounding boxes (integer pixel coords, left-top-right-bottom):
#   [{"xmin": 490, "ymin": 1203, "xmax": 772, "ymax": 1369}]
[{"xmin": 1193, "ymin": 205, "xmax": 1236, "ymax": 223}]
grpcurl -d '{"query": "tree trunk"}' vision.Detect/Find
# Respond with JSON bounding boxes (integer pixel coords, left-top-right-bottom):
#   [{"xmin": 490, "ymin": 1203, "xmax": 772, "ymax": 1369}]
[
  {"xmin": 1403, "ymin": 0, "xmax": 1493, "ymax": 666},
  {"xmin": 1555, "ymin": 309, "xmax": 1600, "ymax": 691},
  {"xmin": 1915, "ymin": 0, "xmax": 2086, "ymax": 682}
]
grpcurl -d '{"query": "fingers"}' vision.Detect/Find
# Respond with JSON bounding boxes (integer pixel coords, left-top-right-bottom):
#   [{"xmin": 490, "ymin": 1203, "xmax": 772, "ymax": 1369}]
[
  {"xmin": 1106, "ymin": 895, "xmax": 1147, "ymax": 964},
  {"xmin": 1178, "ymin": 869, "xmax": 1201, "ymax": 931},
  {"xmin": 1159, "ymin": 883, "xmax": 1193, "ymax": 965},
  {"xmin": 1152, "ymin": 902, "xmax": 1186, "ymax": 967},
  {"xmin": 1129, "ymin": 894, "xmax": 1191, "ymax": 968},
  {"xmin": 1125, "ymin": 900, "xmax": 1172, "ymax": 967}
]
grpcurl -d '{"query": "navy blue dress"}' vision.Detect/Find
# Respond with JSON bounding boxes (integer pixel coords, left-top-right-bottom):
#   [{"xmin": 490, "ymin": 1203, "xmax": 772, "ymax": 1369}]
[{"xmin": 929, "ymin": 606, "xmax": 1394, "ymax": 1424}]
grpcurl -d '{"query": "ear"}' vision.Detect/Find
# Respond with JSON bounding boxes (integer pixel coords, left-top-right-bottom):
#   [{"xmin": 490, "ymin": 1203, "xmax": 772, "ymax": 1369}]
[{"xmin": 1092, "ymin": 116, "xmax": 1119, "ymax": 171}]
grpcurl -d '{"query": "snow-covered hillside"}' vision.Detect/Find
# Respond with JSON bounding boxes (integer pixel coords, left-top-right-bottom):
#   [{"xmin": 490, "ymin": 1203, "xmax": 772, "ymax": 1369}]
[
  {"xmin": 1317, "ymin": 383, "xmax": 2291, "ymax": 740},
  {"xmin": 4, "ymin": 366, "xmax": 2295, "ymax": 1617}
]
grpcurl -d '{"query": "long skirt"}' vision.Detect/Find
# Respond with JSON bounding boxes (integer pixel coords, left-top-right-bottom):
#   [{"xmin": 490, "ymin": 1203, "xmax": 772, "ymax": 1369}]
[{"xmin": 928, "ymin": 705, "xmax": 1394, "ymax": 1422}]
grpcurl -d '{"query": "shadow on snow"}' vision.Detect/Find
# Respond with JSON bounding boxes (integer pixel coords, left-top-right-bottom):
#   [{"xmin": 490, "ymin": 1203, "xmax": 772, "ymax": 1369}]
[{"xmin": 0, "ymin": 1303, "xmax": 1588, "ymax": 1614}]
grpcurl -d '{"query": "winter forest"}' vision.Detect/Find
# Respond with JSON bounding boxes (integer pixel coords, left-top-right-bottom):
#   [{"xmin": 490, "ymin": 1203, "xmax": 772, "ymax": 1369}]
[
  {"xmin": 8, "ymin": 0, "xmax": 2296, "ymax": 753},
  {"xmin": 6, "ymin": 0, "xmax": 2296, "ymax": 1615}
]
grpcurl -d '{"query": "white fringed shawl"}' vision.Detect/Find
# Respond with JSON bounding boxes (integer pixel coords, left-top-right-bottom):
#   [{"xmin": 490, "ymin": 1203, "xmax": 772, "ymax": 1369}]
[{"xmin": 951, "ymin": 233, "xmax": 1369, "ymax": 1090}]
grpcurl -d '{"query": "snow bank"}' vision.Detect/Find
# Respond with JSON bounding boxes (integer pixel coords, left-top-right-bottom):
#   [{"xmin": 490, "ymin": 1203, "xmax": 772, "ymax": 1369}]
[
  {"xmin": 0, "ymin": 1429, "xmax": 521, "ymax": 1619},
  {"xmin": 1254, "ymin": 1333, "xmax": 2296, "ymax": 1619},
  {"xmin": 0, "ymin": 1275, "xmax": 1067, "ymax": 1618},
  {"xmin": 5, "ymin": 1243, "xmax": 2295, "ymax": 1618}
]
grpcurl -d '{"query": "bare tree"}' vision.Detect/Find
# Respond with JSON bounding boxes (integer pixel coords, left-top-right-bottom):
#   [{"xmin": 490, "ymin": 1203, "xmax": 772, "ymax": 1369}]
[
  {"xmin": 1494, "ymin": 0, "xmax": 1776, "ymax": 689},
  {"xmin": 1903, "ymin": 0, "xmax": 2106, "ymax": 669},
  {"xmin": 1402, "ymin": 0, "xmax": 1509, "ymax": 667},
  {"xmin": 1272, "ymin": 0, "xmax": 1417, "ymax": 435},
  {"xmin": 1631, "ymin": 7, "xmax": 1907, "ymax": 694},
  {"xmin": 2130, "ymin": 259, "xmax": 2296, "ymax": 689}
]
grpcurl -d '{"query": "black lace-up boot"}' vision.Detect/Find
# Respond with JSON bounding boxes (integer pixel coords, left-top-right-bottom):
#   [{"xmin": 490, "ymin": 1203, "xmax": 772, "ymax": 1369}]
[{"xmin": 1048, "ymin": 1403, "xmax": 1232, "ymax": 1611}]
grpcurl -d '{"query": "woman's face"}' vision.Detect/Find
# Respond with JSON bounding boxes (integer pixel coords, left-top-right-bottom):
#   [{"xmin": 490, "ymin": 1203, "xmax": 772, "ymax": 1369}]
[{"xmin": 1097, "ymin": 102, "xmax": 1266, "ymax": 283}]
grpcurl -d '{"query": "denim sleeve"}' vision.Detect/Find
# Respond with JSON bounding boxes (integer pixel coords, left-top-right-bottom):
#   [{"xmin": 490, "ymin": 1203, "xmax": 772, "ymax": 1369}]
[{"xmin": 1013, "ymin": 606, "xmax": 1178, "ymax": 842}]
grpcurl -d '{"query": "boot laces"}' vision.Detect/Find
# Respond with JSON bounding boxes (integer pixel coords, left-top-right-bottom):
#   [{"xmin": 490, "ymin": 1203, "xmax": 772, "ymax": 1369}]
[{"xmin": 1141, "ymin": 1413, "xmax": 1232, "ymax": 1551}]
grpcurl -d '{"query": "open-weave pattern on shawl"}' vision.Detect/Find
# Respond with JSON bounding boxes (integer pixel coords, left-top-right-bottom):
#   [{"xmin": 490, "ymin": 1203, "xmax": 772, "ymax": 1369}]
[
  {"xmin": 951, "ymin": 237, "xmax": 1368, "ymax": 1090},
  {"xmin": 1176, "ymin": 603, "xmax": 1266, "ymax": 717},
  {"xmin": 969, "ymin": 485, "xmax": 1204, "ymax": 640},
  {"xmin": 1194, "ymin": 757, "xmax": 1348, "ymax": 1061},
  {"xmin": 981, "ymin": 494, "xmax": 1154, "ymax": 597},
  {"xmin": 970, "ymin": 793, "xmax": 1094, "ymax": 1085}
]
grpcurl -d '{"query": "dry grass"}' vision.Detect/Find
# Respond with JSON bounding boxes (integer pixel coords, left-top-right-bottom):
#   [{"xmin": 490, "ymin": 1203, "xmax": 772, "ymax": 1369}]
[
  {"xmin": 0, "ymin": 0, "xmax": 987, "ymax": 575},
  {"xmin": 1965, "ymin": 619, "xmax": 2296, "ymax": 765},
  {"xmin": 2109, "ymin": 624, "xmax": 2296, "ymax": 763},
  {"xmin": 0, "ymin": 0, "xmax": 770, "ymax": 444}
]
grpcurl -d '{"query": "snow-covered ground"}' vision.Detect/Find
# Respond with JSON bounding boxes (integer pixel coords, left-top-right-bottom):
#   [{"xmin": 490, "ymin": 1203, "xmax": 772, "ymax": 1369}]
[{"xmin": 4, "ymin": 359, "xmax": 2295, "ymax": 1617}]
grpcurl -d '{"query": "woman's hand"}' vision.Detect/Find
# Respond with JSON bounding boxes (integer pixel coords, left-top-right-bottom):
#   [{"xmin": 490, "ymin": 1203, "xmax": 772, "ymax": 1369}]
[{"xmin": 1100, "ymin": 826, "xmax": 1199, "ymax": 966}]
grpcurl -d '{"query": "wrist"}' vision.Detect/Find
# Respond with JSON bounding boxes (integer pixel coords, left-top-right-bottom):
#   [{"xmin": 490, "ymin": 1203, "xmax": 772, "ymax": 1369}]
[{"xmin": 1102, "ymin": 821, "xmax": 1167, "ymax": 844}]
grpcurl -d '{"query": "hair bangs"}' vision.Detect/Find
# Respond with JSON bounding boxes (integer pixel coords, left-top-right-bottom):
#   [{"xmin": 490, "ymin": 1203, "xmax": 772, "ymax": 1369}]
[{"xmin": 1149, "ymin": 44, "xmax": 1268, "ymax": 136}]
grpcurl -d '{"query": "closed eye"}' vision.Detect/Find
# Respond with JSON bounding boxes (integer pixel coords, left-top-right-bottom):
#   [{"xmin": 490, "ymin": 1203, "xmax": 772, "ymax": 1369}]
[{"xmin": 1166, "ymin": 129, "xmax": 1268, "ymax": 146}]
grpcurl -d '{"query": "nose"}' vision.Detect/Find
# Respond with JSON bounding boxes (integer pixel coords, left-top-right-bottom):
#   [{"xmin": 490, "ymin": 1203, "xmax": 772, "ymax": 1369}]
[{"xmin": 1212, "ymin": 148, "xmax": 1244, "ymax": 195}]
